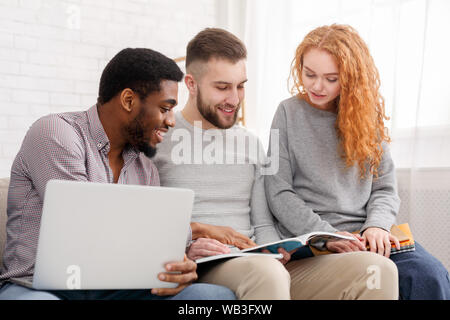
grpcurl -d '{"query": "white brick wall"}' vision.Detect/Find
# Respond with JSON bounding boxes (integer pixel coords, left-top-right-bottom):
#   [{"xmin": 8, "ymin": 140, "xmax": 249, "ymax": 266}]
[{"xmin": 0, "ymin": 0, "xmax": 219, "ymax": 177}]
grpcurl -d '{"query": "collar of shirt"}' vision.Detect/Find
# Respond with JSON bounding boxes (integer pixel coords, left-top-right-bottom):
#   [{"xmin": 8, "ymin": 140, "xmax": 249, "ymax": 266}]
[
  {"xmin": 86, "ymin": 104, "xmax": 140, "ymax": 165},
  {"xmin": 87, "ymin": 104, "xmax": 110, "ymax": 152}
]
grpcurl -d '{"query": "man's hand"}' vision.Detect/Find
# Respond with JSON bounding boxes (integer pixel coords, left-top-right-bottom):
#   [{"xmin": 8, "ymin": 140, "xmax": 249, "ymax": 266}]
[
  {"xmin": 151, "ymin": 254, "xmax": 198, "ymax": 296},
  {"xmin": 362, "ymin": 227, "xmax": 400, "ymax": 258},
  {"xmin": 326, "ymin": 231, "xmax": 366, "ymax": 253},
  {"xmin": 262, "ymin": 247, "xmax": 292, "ymax": 265},
  {"xmin": 191, "ymin": 222, "xmax": 256, "ymax": 249},
  {"xmin": 187, "ymin": 237, "xmax": 231, "ymax": 260}
]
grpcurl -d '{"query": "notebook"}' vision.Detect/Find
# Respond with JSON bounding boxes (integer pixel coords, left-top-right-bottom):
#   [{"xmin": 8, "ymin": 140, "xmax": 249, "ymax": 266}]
[{"xmin": 390, "ymin": 223, "xmax": 415, "ymax": 255}]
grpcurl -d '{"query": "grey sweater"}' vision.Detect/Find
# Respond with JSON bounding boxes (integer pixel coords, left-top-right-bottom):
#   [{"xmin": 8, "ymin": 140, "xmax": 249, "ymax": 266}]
[
  {"xmin": 265, "ymin": 97, "xmax": 400, "ymax": 239},
  {"xmin": 153, "ymin": 112, "xmax": 281, "ymax": 245}
]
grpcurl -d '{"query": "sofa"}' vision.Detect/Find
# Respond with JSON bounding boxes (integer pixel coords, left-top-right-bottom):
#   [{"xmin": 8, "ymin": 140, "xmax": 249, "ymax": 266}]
[
  {"xmin": 1, "ymin": 174, "xmax": 448, "ymax": 281},
  {"xmin": 0, "ymin": 177, "xmax": 9, "ymax": 269}
]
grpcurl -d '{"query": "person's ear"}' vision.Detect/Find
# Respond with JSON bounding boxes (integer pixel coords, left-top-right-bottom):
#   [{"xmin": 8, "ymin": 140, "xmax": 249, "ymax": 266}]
[
  {"xmin": 119, "ymin": 88, "xmax": 134, "ymax": 112},
  {"xmin": 184, "ymin": 74, "xmax": 197, "ymax": 95}
]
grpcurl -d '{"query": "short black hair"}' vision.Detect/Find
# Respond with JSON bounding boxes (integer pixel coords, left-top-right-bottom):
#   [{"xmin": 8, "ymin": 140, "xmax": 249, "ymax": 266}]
[{"xmin": 98, "ymin": 48, "xmax": 184, "ymax": 105}]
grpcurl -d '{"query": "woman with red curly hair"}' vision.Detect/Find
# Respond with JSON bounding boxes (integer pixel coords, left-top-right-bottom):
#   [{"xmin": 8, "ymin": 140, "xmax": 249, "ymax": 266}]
[{"xmin": 265, "ymin": 24, "xmax": 450, "ymax": 300}]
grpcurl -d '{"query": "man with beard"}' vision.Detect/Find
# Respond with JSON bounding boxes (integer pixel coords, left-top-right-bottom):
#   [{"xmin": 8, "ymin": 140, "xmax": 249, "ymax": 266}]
[
  {"xmin": 153, "ymin": 28, "xmax": 292, "ymax": 299},
  {"xmin": 153, "ymin": 28, "xmax": 399, "ymax": 300},
  {"xmin": 0, "ymin": 48, "xmax": 235, "ymax": 300}
]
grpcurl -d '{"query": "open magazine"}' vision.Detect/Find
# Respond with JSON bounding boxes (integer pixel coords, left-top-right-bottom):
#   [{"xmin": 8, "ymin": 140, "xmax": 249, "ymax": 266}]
[{"xmin": 195, "ymin": 231, "xmax": 355, "ymax": 264}]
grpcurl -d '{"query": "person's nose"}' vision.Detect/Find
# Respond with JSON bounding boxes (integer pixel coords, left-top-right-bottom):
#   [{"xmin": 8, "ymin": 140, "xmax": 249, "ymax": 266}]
[
  {"xmin": 312, "ymin": 78, "xmax": 323, "ymax": 92},
  {"xmin": 165, "ymin": 109, "xmax": 176, "ymax": 128},
  {"xmin": 225, "ymin": 87, "xmax": 240, "ymax": 107}
]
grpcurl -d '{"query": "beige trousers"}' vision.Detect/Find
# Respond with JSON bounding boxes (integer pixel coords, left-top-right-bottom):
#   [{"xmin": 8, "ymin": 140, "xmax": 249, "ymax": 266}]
[
  {"xmin": 197, "ymin": 251, "xmax": 398, "ymax": 300},
  {"xmin": 198, "ymin": 255, "xmax": 291, "ymax": 299}
]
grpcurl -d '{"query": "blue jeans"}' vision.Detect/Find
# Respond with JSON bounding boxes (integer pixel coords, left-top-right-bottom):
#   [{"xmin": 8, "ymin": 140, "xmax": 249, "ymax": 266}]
[
  {"xmin": 0, "ymin": 283, "xmax": 60, "ymax": 300},
  {"xmin": 0, "ymin": 282, "xmax": 235, "ymax": 300},
  {"xmin": 390, "ymin": 241, "xmax": 450, "ymax": 300}
]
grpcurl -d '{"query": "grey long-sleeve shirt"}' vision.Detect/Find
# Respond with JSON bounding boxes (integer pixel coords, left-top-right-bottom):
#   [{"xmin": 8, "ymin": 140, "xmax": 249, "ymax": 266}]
[
  {"xmin": 153, "ymin": 112, "xmax": 280, "ymax": 245},
  {"xmin": 265, "ymin": 97, "xmax": 400, "ymax": 239}
]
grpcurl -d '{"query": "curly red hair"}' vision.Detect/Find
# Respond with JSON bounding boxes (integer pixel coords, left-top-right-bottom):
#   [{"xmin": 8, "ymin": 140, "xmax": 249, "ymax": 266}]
[{"xmin": 290, "ymin": 24, "xmax": 390, "ymax": 178}]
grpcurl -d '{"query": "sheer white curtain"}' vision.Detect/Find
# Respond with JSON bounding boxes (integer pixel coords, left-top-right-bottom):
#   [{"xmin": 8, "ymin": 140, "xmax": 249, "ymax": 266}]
[{"xmin": 224, "ymin": 0, "xmax": 450, "ymax": 270}]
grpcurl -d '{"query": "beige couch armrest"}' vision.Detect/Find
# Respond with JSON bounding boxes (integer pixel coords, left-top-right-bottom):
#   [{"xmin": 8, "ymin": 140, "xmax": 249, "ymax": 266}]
[{"xmin": 0, "ymin": 177, "xmax": 10, "ymax": 268}]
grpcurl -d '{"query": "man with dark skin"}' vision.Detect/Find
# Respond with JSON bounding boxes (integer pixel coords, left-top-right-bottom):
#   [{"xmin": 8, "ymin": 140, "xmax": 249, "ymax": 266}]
[{"xmin": 0, "ymin": 48, "xmax": 235, "ymax": 300}]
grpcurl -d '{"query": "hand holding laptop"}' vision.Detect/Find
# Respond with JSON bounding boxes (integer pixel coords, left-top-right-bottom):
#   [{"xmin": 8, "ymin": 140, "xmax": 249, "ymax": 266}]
[{"xmin": 151, "ymin": 255, "xmax": 198, "ymax": 296}]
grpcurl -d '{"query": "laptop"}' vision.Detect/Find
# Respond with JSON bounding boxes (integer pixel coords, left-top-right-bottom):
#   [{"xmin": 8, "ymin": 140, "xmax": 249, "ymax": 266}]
[{"xmin": 32, "ymin": 180, "xmax": 194, "ymax": 290}]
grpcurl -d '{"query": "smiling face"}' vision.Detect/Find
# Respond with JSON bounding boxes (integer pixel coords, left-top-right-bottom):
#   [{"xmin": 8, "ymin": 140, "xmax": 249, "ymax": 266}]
[
  {"xmin": 301, "ymin": 48, "xmax": 341, "ymax": 112},
  {"xmin": 194, "ymin": 58, "xmax": 247, "ymax": 129},
  {"xmin": 124, "ymin": 80, "xmax": 178, "ymax": 158}
]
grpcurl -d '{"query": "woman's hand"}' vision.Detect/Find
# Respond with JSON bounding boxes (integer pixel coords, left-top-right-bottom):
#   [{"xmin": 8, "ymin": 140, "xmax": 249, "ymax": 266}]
[
  {"xmin": 326, "ymin": 231, "xmax": 366, "ymax": 253},
  {"xmin": 186, "ymin": 237, "xmax": 231, "ymax": 261},
  {"xmin": 362, "ymin": 227, "xmax": 400, "ymax": 258},
  {"xmin": 151, "ymin": 254, "xmax": 198, "ymax": 296}
]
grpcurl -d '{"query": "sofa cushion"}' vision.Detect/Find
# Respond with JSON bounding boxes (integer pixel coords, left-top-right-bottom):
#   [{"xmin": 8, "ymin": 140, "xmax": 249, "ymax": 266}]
[{"xmin": 0, "ymin": 177, "xmax": 10, "ymax": 268}]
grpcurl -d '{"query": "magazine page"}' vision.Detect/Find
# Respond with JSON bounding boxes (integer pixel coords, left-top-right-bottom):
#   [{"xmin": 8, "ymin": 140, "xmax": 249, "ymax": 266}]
[{"xmin": 241, "ymin": 231, "xmax": 355, "ymax": 254}]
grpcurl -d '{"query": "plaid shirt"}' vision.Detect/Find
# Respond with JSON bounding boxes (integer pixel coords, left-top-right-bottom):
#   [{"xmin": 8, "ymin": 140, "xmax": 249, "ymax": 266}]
[{"xmin": 0, "ymin": 105, "xmax": 162, "ymax": 288}]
